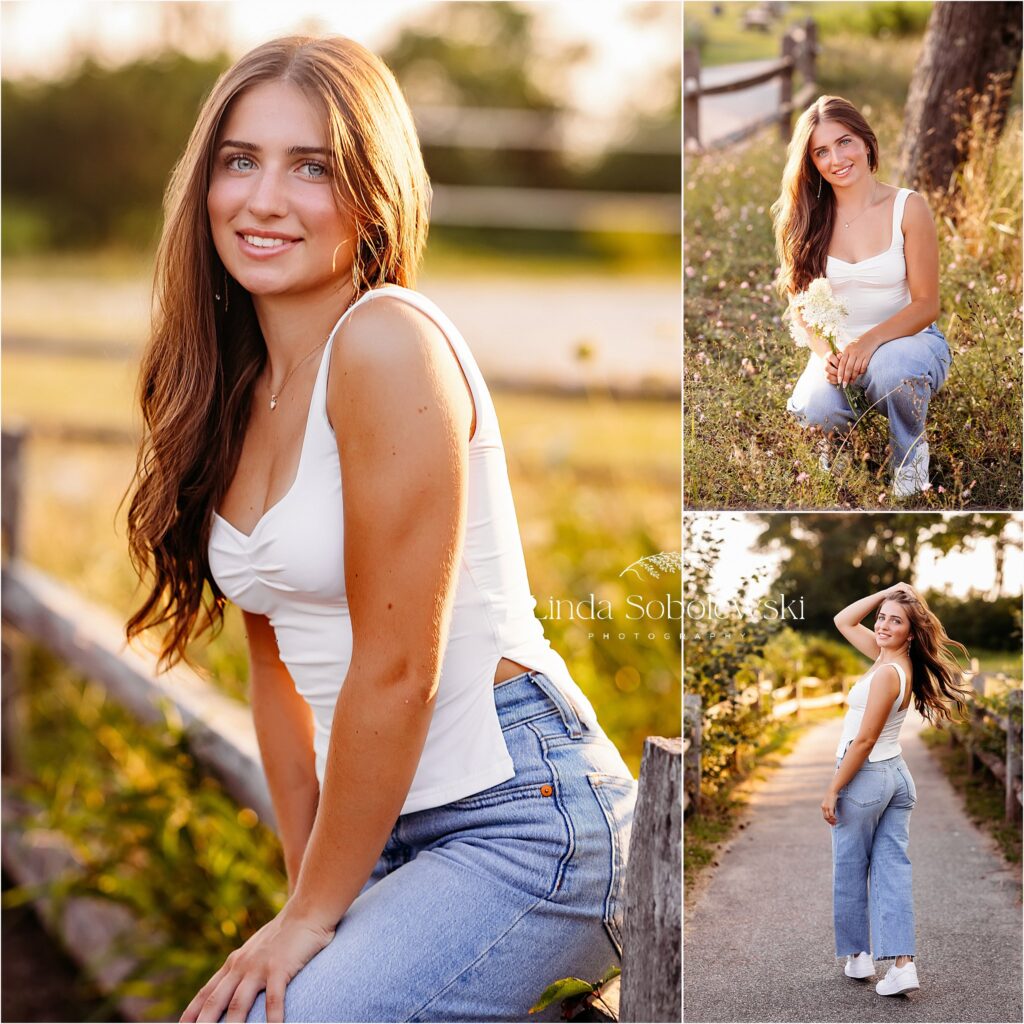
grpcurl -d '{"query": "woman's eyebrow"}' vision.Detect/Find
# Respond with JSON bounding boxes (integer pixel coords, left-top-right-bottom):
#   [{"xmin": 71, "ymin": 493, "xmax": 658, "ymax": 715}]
[{"xmin": 218, "ymin": 139, "xmax": 329, "ymax": 156}]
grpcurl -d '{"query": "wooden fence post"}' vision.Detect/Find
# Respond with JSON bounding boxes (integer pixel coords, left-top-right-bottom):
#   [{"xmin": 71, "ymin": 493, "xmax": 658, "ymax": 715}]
[
  {"xmin": 779, "ymin": 30, "xmax": 796, "ymax": 141},
  {"xmin": 1007, "ymin": 690, "xmax": 1022, "ymax": 823},
  {"xmin": 2, "ymin": 425, "xmax": 28, "ymax": 777},
  {"xmin": 795, "ymin": 677, "xmax": 804, "ymax": 722},
  {"xmin": 800, "ymin": 18, "xmax": 818, "ymax": 89},
  {"xmin": 620, "ymin": 737, "xmax": 681, "ymax": 1023},
  {"xmin": 683, "ymin": 693, "xmax": 702, "ymax": 817}
]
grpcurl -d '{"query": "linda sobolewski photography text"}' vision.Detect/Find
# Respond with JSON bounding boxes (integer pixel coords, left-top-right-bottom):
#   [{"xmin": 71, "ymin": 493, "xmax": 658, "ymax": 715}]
[
  {"xmin": 682, "ymin": 511, "xmax": 1024, "ymax": 1023},
  {"xmin": 1, "ymin": 2, "xmax": 680, "ymax": 1021},
  {"xmin": 683, "ymin": 1, "xmax": 1022, "ymax": 511}
]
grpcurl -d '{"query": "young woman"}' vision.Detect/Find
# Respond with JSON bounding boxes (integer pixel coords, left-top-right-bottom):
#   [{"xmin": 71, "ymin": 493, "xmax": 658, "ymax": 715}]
[
  {"xmin": 125, "ymin": 36, "xmax": 636, "ymax": 1024},
  {"xmin": 823, "ymin": 582, "xmax": 971, "ymax": 996},
  {"xmin": 771, "ymin": 96, "xmax": 952, "ymax": 499}
]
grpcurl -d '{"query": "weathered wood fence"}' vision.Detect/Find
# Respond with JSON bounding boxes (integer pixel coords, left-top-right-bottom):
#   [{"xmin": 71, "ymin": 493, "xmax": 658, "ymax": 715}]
[
  {"xmin": 683, "ymin": 18, "xmax": 818, "ymax": 152},
  {"xmin": 0, "ymin": 426, "xmax": 680, "ymax": 1023},
  {"xmin": 948, "ymin": 668, "xmax": 1023, "ymax": 823}
]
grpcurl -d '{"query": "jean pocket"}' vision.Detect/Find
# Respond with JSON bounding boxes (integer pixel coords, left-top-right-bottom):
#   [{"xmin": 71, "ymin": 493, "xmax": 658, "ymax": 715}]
[
  {"xmin": 586, "ymin": 773, "xmax": 636, "ymax": 957},
  {"xmin": 842, "ymin": 770, "xmax": 886, "ymax": 807},
  {"xmin": 896, "ymin": 763, "xmax": 917, "ymax": 806}
]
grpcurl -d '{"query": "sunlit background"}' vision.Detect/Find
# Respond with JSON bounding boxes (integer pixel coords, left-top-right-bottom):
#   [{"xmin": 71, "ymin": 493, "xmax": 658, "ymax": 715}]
[{"xmin": 1, "ymin": 5, "xmax": 681, "ymax": 1018}]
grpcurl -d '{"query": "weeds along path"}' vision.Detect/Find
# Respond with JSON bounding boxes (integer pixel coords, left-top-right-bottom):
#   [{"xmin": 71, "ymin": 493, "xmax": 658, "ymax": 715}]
[{"xmin": 684, "ymin": 709, "xmax": 1023, "ymax": 1023}]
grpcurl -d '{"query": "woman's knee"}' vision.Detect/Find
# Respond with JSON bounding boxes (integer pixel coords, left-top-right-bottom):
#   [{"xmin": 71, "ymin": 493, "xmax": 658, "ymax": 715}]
[{"xmin": 789, "ymin": 391, "xmax": 851, "ymax": 434}]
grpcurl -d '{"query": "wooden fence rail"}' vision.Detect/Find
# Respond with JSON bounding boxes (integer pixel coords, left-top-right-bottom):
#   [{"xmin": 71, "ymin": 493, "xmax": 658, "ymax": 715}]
[
  {"xmin": 684, "ymin": 673, "xmax": 851, "ymax": 818},
  {"xmin": 0, "ymin": 427, "xmax": 679, "ymax": 1022},
  {"xmin": 683, "ymin": 18, "xmax": 818, "ymax": 152},
  {"xmin": 950, "ymin": 672, "xmax": 1023, "ymax": 823}
]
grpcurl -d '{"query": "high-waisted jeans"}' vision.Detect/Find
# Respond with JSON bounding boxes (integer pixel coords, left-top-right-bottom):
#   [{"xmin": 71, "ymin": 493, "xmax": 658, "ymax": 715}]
[
  {"xmin": 831, "ymin": 751, "xmax": 917, "ymax": 961},
  {"xmin": 788, "ymin": 323, "xmax": 951, "ymax": 468},
  {"xmin": 231, "ymin": 671, "xmax": 637, "ymax": 1022}
]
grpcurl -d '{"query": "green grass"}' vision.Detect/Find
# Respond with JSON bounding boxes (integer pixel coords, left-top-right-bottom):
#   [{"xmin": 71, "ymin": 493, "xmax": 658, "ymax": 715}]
[
  {"xmin": 920, "ymin": 726, "xmax": 1022, "ymax": 880},
  {"xmin": 684, "ymin": 2, "xmax": 933, "ymax": 67},
  {"xmin": 683, "ymin": 31, "xmax": 1023, "ymax": 511}
]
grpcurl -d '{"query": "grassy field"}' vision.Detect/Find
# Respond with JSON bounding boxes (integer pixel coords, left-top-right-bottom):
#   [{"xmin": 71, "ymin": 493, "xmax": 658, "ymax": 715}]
[
  {"xmin": 684, "ymin": 1, "xmax": 933, "ymax": 67},
  {"xmin": 683, "ymin": 30, "xmax": 1023, "ymax": 511}
]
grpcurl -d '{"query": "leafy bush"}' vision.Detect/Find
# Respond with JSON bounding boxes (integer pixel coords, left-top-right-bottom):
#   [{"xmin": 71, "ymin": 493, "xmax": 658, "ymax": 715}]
[{"xmin": 3, "ymin": 645, "xmax": 287, "ymax": 1021}]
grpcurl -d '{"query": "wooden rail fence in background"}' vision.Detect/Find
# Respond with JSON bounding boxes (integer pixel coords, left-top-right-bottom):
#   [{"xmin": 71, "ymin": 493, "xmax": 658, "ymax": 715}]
[
  {"xmin": 0, "ymin": 426, "xmax": 680, "ymax": 1023},
  {"xmin": 951, "ymin": 670, "xmax": 1023, "ymax": 823},
  {"xmin": 683, "ymin": 18, "xmax": 818, "ymax": 152}
]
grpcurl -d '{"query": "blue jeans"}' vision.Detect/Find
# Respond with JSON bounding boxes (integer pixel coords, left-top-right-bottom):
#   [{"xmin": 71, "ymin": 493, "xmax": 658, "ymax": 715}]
[
  {"xmin": 831, "ymin": 752, "xmax": 917, "ymax": 961},
  {"xmin": 233, "ymin": 672, "xmax": 636, "ymax": 1022},
  {"xmin": 788, "ymin": 323, "xmax": 951, "ymax": 468}
]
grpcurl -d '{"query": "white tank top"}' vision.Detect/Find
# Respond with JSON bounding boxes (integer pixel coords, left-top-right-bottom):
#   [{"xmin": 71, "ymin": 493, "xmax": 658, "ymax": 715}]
[
  {"xmin": 208, "ymin": 285, "xmax": 598, "ymax": 814},
  {"xmin": 835, "ymin": 661, "xmax": 910, "ymax": 761},
  {"xmin": 827, "ymin": 187, "xmax": 915, "ymax": 340}
]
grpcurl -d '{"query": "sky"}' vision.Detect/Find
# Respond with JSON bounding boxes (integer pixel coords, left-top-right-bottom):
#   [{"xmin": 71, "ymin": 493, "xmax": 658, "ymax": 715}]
[
  {"xmin": 693, "ymin": 513, "xmax": 1024, "ymax": 604},
  {"xmin": 0, "ymin": 0, "xmax": 681, "ymax": 123}
]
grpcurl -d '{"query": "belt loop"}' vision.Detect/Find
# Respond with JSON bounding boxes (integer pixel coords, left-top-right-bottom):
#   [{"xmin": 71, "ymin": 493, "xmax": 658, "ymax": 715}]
[{"xmin": 528, "ymin": 671, "xmax": 582, "ymax": 739}]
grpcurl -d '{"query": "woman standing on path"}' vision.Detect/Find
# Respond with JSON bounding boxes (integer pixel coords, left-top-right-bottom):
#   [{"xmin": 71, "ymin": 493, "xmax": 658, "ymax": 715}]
[
  {"xmin": 125, "ymin": 35, "xmax": 635, "ymax": 1023},
  {"xmin": 822, "ymin": 582, "xmax": 971, "ymax": 996},
  {"xmin": 772, "ymin": 96, "xmax": 951, "ymax": 498}
]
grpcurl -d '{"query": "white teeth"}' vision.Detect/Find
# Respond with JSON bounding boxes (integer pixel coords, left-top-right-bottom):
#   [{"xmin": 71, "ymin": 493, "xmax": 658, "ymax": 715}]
[{"xmin": 243, "ymin": 234, "xmax": 291, "ymax": 248}]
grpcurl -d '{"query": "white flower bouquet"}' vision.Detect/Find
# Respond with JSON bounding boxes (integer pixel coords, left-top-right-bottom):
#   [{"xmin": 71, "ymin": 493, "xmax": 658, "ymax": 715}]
[{"xmin": 789, "ymin": 277, "xmax": 868, "ymax": 415}]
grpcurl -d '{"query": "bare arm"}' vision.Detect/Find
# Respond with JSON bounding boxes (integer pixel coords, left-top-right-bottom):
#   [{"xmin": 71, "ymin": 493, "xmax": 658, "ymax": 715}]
[
  {"xmin": 287, "ymin": 298, "xmax": 472, "ymax": 930},
  {"xmin": 825, "ymin": 665, "xmax": 901, "ymax": 805},
  {"xmin": 833, "ymin": 589, "xmax": 887, "ymax": 660},
  {"xmin": 243, "ymin": 610, "xmax": 320, "ymax": 895}
]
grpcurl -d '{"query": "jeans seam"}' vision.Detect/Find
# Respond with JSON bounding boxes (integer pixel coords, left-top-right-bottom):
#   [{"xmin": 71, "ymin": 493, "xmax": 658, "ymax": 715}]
[
  {"xmin": 528, "ymin": 720, "xmax": 575, "ymax": 899},
  {"xmin": 403, "ymin": 894, "xmax": 549, "ymax": 1022}
]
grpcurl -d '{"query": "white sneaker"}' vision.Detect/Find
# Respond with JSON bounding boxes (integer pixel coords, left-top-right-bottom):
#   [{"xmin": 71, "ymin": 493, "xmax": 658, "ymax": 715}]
[
  {"xmin": 892, "ymin": 443, "xmax": 930, "ymax": 498},
  {"xmin": 844, "ymin": 952, "xmax": 875, "ymax": 979},
  {"xmin": 875, "ymin": 961, "xmax": 919, "ymax": 995}
]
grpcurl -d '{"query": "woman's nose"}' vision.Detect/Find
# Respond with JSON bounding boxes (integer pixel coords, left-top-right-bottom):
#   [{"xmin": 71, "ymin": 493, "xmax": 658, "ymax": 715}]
[{"xmin": 247, "ymin": 169, "xmax": 288, "ymax": 219}]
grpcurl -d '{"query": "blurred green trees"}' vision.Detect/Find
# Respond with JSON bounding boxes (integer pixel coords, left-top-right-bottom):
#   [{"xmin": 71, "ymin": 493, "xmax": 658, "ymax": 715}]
[{"xmin": 2, "ymin": 2, "xmax": 680, "ymax": 255}]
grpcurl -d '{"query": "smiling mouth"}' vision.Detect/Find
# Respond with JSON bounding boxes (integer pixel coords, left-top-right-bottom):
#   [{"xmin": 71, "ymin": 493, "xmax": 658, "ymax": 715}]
[
  {"xmin": 240, "ymin": 233, "xmax": 299, "ymax": 248},
  {"xmin": 833, "ymin": 166, "xmax": 853, "ymax": 177}
]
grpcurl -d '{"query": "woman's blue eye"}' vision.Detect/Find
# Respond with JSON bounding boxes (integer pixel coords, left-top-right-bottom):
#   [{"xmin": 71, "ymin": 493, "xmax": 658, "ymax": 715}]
[
  {"xmin": 227, "ymin": 154, "xmax": 256, "ymax": 171},
  {"xmin": 840, "ymin": 138, "xmax": 851, "ymax": 146},
  {"xmin": 303, "ymin": 161, "xmax": 329, "ymax": 178}
]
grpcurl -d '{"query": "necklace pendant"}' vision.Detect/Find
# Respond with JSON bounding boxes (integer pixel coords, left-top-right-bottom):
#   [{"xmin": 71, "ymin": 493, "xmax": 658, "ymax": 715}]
[
  {"xmin": 844, "ymin": 222, "xmax": 850, "ymax": 228},
  {"xmin": 270, "ymin": 395, "xmax": 278, "ymax": 411}
]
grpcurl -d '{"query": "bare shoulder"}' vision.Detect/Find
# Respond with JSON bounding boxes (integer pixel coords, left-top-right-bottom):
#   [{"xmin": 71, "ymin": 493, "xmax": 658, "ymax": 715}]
[
  {"xmin": 331, "ymin": 292, "xmax": 450, "ymax": 377},
  {"xmin": 869, "ymin": 663, "xmax": 902, "ymax": 695},
  {"xmin": 903, "ymin": 191, "xmax": 935, "ymax": 227}
]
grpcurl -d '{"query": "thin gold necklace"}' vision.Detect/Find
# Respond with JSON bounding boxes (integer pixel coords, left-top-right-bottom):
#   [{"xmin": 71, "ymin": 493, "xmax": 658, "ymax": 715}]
[
  {"xmin": 268, "ymin": 291, "xmax": 360, "ymax": 410},
  {"xmin": 839, "ymin": 183, "xmax": 878, "ymax": 230}
]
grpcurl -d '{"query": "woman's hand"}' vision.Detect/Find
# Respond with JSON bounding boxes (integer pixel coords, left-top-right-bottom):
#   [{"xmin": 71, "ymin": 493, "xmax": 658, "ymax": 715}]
[
  {"xmin": 179, "ymin": 906, "xmax": 336, "ymax": 1023},
  {"xmin": 823, "ymin": 351, "xmax": 841, "ymax": 385},
  {"xmin": 834, "ymin": 336, "xmax": 877, "ymax": 386},
  {"xmin": 887, "ymin": 581, "xmax": 917, "ymax": 599},
  {"xmin": 821, "ymin": 787, "xmax": 839, "ymax": 827}
]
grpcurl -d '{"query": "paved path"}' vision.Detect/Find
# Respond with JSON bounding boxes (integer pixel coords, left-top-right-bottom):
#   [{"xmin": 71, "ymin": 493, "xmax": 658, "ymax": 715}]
[
  {"xmin": 698, "ymin": 60, "xmax": 781, "ymax": 149},
  {"xmin": 684, "ymin": 710, "xmax": 1023, "ymax": 1023}
]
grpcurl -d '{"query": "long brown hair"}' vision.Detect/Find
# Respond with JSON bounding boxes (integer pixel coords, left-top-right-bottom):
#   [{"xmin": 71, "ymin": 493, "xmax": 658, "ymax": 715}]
[
  {"xmin": 124, "ymin": 36, "xmax": 431, "ymax": 671},
  {"xmin": 883, "ymin": 590, "xmax": 973, "ymax": 726},
  {"xmin": 771, "ymin": 95, "xmax": 879, "ymax": 296}
]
